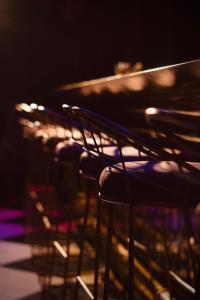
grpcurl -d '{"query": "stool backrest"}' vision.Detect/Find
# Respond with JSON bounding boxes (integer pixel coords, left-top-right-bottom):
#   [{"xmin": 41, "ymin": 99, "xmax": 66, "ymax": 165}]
[
  {"xmin": 145, "ymin": 107, "xmax": 200, "ymax": 162},
  {"xmin": 71, "ymin": 105, "xmax": 161, "ymax": 162}
]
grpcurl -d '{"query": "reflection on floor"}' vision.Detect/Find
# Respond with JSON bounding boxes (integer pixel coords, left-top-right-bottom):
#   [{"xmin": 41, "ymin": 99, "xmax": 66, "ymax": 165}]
[{"xmin": 0, "ymin": 208, "xmax": 41, "ymax": 300}]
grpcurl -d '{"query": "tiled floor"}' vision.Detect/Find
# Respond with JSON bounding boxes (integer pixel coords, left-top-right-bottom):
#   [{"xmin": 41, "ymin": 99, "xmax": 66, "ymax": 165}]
[
  {"xmin": 0, "ymin": 207, "xmax": 122, "ymax": 300},
  {"xmin": 0, "ymin": 208, "xmax": 86, "ymax": 300},
  {"xmin": 0, "ymin": 208, "xmax": 41, "ymax": 300}
]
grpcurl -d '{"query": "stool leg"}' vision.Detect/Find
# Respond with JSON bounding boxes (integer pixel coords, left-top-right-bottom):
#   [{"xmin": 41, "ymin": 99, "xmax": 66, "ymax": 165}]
[
  {"xmin": 103, "ymin": 205, "xmax": 114, "ymax": 300},
  {"xmin": 182, "ymin": 203, "xmax": 196, "ymax": 281},
  {"xmin": 129, "ymin": 204, "xmax": 134, "ymax": 300},
  {"xmin": 160, "ymin": 209, "xmax": 173, "ymax": 300},
  {"xmin": 62, "ymin": 219, "xmax": 72, "ymax": 300},
  {"xmin": 74, "ymin": 186, "xmax": 91, "ymax": 300},
  {"xmin": 94, "ymin": 197, "xmax": 102, "ymax": 300}
]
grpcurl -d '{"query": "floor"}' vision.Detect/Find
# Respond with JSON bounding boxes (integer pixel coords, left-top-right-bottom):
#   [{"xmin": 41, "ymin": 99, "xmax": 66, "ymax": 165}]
[
  {"xmin": 0, "ymin": 208, "xmax": 42, "ymax": 300},
  {"xmin": 0, "ymin": 203, "xmax": 124, "ymax": 300},
  {"xmin": 0, "ymin": 207, "xmax": 95, "ymax": 300}
]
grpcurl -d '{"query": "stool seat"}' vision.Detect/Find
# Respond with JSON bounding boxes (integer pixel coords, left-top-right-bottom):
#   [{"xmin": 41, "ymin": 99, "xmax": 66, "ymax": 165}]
[
  {"xmin": 99, "ymin": 160, "xmax": 200, "ymax": 207},
  {"xmin": 55, "ymin": 140, "xmax": 81, "ymax": 163},
  {"xmin": 80, "ymin": 146, "xmax": 147, "ymax": 178},
  {"xmin": 44, "ymin": 136, "xmax": 65, "ymax": 151}
]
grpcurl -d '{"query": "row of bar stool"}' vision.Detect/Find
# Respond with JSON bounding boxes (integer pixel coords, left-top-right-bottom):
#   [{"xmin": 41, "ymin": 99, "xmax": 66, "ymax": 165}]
[
  {"xmin": 16, "ymin": 103, "xmax": 85, "ymax": 299},
  {"xmin": 69, "ymin": 105, "xmax": 200, "ymax": 300},
  {"xmin": 16, "ymin": 102, "xmax": 200, "ymax": 300}
]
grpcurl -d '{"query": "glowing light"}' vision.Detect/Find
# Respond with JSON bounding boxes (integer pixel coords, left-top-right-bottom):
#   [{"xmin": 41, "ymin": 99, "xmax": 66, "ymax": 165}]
[
  {"xmin": 29, "ymin": 190, "xmax": 37, "ymax": 200},
  {"xmin": 42, "ymin": 216, "xmax": 51, "ymax": 229},
  {"xmin": 151, "ymin": 69, "xmax": 176, "ymax": 87},
  {"xmin": 30, "ymin": 103, "xmax": 38, "ymax": 109},
  {"xmin": 106, "ymin": 81, "xmax": 123, "ymax": 94},
  {"xmin": 145, "ymin": 107, "xmax": 158, "ymax": 115},
  {"xmin": 17, "ymin": 103, "xmax": 32, "ymax": 113},
  {"xmin": 76, "ymin": 276, "xmax": 94, "ymax": 299},
  {"xmin": 56, "ymin": 127, "xmax": 66, "ymax": 138},
  {"xmin": 34, "ymin": 121, "xmax": 40, "ymax": 126},
  {"xmin": 15, "ymin": 103, "xmax": 23, "ymax": 112},
  {"xmin": 169, "ymin": 271, "xmax": 195, "ymax": 294},
  {"xmin": 81, "ymin": 86, "xmax": 92, "ymax": 96},
  {"xmin": 163, "ymin": 148, "xmax": 181, "ymax": 155},
  {"xmin": 53, "ymin": 241, "xmax": 68, "ymax": 258},
  {"xmin": 35, "ymin": 201, "xmax": 44, "ymax": 213},
  {"xmin": 38, "ymin": 105, "xmax": 45, "ymax": 111},
  {"xmin": 62, "ymin": 104, "xmax": 69, "ymax": 109},
  {"xmin": 124, "ymin": 76, "xmax": 146, "ymax": 92}
]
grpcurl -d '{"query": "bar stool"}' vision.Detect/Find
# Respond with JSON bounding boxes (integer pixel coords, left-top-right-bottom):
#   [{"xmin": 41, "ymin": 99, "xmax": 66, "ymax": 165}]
[
  {"xmin": 62, "ymin": 105, "xmax": 153, "ymax": 299},
  {"xmin": 145, "ymin": 107, "xmax": 200, "ymax": 299},
  {"xmin": 72, "ymin": 106, "xmax": 200, "ymax": 300},
  {"xmin": 145, "ymin": 107, "xmax": 200, "ymax": 161},
  {"xmin": 16, "ymin": 103, "xmax": 84, "ymax": 299}
]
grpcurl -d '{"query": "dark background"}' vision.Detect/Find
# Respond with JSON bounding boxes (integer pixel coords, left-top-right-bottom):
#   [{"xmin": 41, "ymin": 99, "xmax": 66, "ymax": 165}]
[{"xmin": 0, "ymin": 0, "xmax": 200, "ymax": 202}]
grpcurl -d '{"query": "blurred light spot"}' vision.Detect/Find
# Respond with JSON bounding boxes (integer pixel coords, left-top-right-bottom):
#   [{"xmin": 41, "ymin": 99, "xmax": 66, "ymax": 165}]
[
  {"xmin": 114, "ymin": 61, "xmax": 132, "ymax": 75},
  {"xmin": 38, "ymin": 105, "xmax": 45, "ymax": 111},
  {"xmin": 42, "ymin": 216, "xmax": 51, "ymax": 230},
  {"xmin": 145, "ymin": 107, "xmax": 158, "ymax": 115},
  {"xmin": 81, "ymin": 86, "xmax": 92, "ymax": 96},
  {"xmin": 35, "ymin": 202, "xmax": 44, "ymax": 213},
  {"xmin": 133, "ymin": 62, "xmax": 143, "ymax": 72},
  {"xmin": 106, "ymin": 81, "xmax": 123, "ymax": 93},
  {"xmin": 152, "ymin": 70, "xmax": 176, "ymax": 87},
  {"xmin": 163, "ymin": 148, "xmax": 181, "ymax": 155},
  {"xmin": 30, "ymin": 103, "xmax": 38, "ymax": 109},
  {"xmin": 124, "ymin": 76, "xmax": 146, "ymax": 92},
  {"xmin": 53, "ymin": 241, "xmax": 68, "ymax": 258}
]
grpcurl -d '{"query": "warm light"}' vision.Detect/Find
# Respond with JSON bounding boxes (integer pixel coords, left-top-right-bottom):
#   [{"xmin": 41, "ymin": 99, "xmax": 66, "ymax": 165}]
[
  {"xmin": 15, "ymin": 103, "xmax": 23, "ymax": 112},
  {"xmin": 38, "ymin": 105, "xmax": 45, "ymax": 111},
  {"xmin": 124, "ymin": 76, "xmax": 146, "ymax": 92},
  {"xmin": 56, "ymin": 126, "xmax": 66, "ymax": 138},
  {"xmin": 53, "ymin": 241, "xmax": 68, "ymax": 258},
  {"xmin": 29, "ymin": 190, "xmax": 37, "ymax": 200},
  {"xmin": 18, "ymin": 103, "xmax": 32, "ymax": 113},
  {"xmin": 30, "ymin": 103, "xmax": 38, "ymax": 109},
  {"xmin": 18, "ymin": 118, "xmax": 29, "ymax": 126},
  {"xmin": 133, "ymin": 62, "xmax": 143, "ymax": 72},
  {"xmin": 62, "ymin": 104, "xmax": 69, "ymax": 109},
  {"xmin": 152, "ymin": 69, "xmax": 176, "ymax": 87},
  {"xmin": 42, "ymin": 216, "xmax": 51, "ymax": 229},
  {"xmin": 35, "ymin": 201, "xmax": 44, "ymax": 213},
  {"xmin": 93, "ymin": 83, "xmax": 104, "ymax": 94},
  {"xmin": 55, "ymin": 141, "xmax": 66, "ymax": 154},
  {"xmin": 34, "ymin": 121, "xmax": 41, "ymax": 126},
  {"xmin": 27, "ymin": 121, "xmax": 34, "ymax": 128},
  {"xmin": 106, "ymin": 81, "xmax": 123, "ymax": 94},
  {"xmin": 81, "ymin": 86, "xmax": 92, "ymax": 96},
  {"xmin": 145, "ymin": 107, "xmax": 158, "ymax": 115},
  {"xmin": 163, "ymin": 148, "xmax": 181, "ymax": 155},
  {"xmin": 169, "ymin": 271, "xmax": 195, "ymax": 294},
  {"xmin": 76, "ymin": 276, "xmax": 94, "ymax": 299}
]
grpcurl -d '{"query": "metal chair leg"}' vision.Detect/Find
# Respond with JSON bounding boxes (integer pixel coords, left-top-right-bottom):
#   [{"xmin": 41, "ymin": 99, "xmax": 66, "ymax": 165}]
[
  {"xmin": 74, "ymin": 186, "xmax": 91, "ymax": 300},
  {"xmin": 103, "ymin": 205, "xmax": 114, "ymax": 300},
  {"xmin": 129, "ymin": 204, "xmax": 134, "ymax": 300},
  {"xmin": 160, "ymin": 208, "xmax": 173, "ymax": 300},
  {"xmin": 182, "ymin": 201, "xmax": 196, "ymax": 281},
  {"xmin": 93, "ymin": 197, "xmax": 102, "ymax": 300},
  {"xmin": 62, "ymin": 219, "xmax": 72, "ymax": 300}
]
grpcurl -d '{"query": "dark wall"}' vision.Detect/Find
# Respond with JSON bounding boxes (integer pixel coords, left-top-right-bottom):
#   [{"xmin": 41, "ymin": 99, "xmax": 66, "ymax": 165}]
[
  {"xmin": 1, "ymin": 1, "xmax": 200, "ymax": 108},
  {"xmin": 0, "ymin": 1, "xmax": 200, "ymax": 201}
]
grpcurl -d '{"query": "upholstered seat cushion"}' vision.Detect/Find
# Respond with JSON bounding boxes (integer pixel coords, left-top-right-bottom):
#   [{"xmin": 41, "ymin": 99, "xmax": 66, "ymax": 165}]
[
  {"xmin": 55, "ymin": 137, "xmax": 115, "ymax": 165},
  {"xmin": 55, "ymin": 140, "xmax": 81, "ymax": 163},
  {"xmin": 80, "ymin": 146, "xmax": 147, "ymax": 178},
  {"xmin": 99, "ymin": 161, "xmax": 200, "ymax": 207},
  {"xmin": 44, "ymin": 137, "xmax": 64, "ymax": 152}
]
